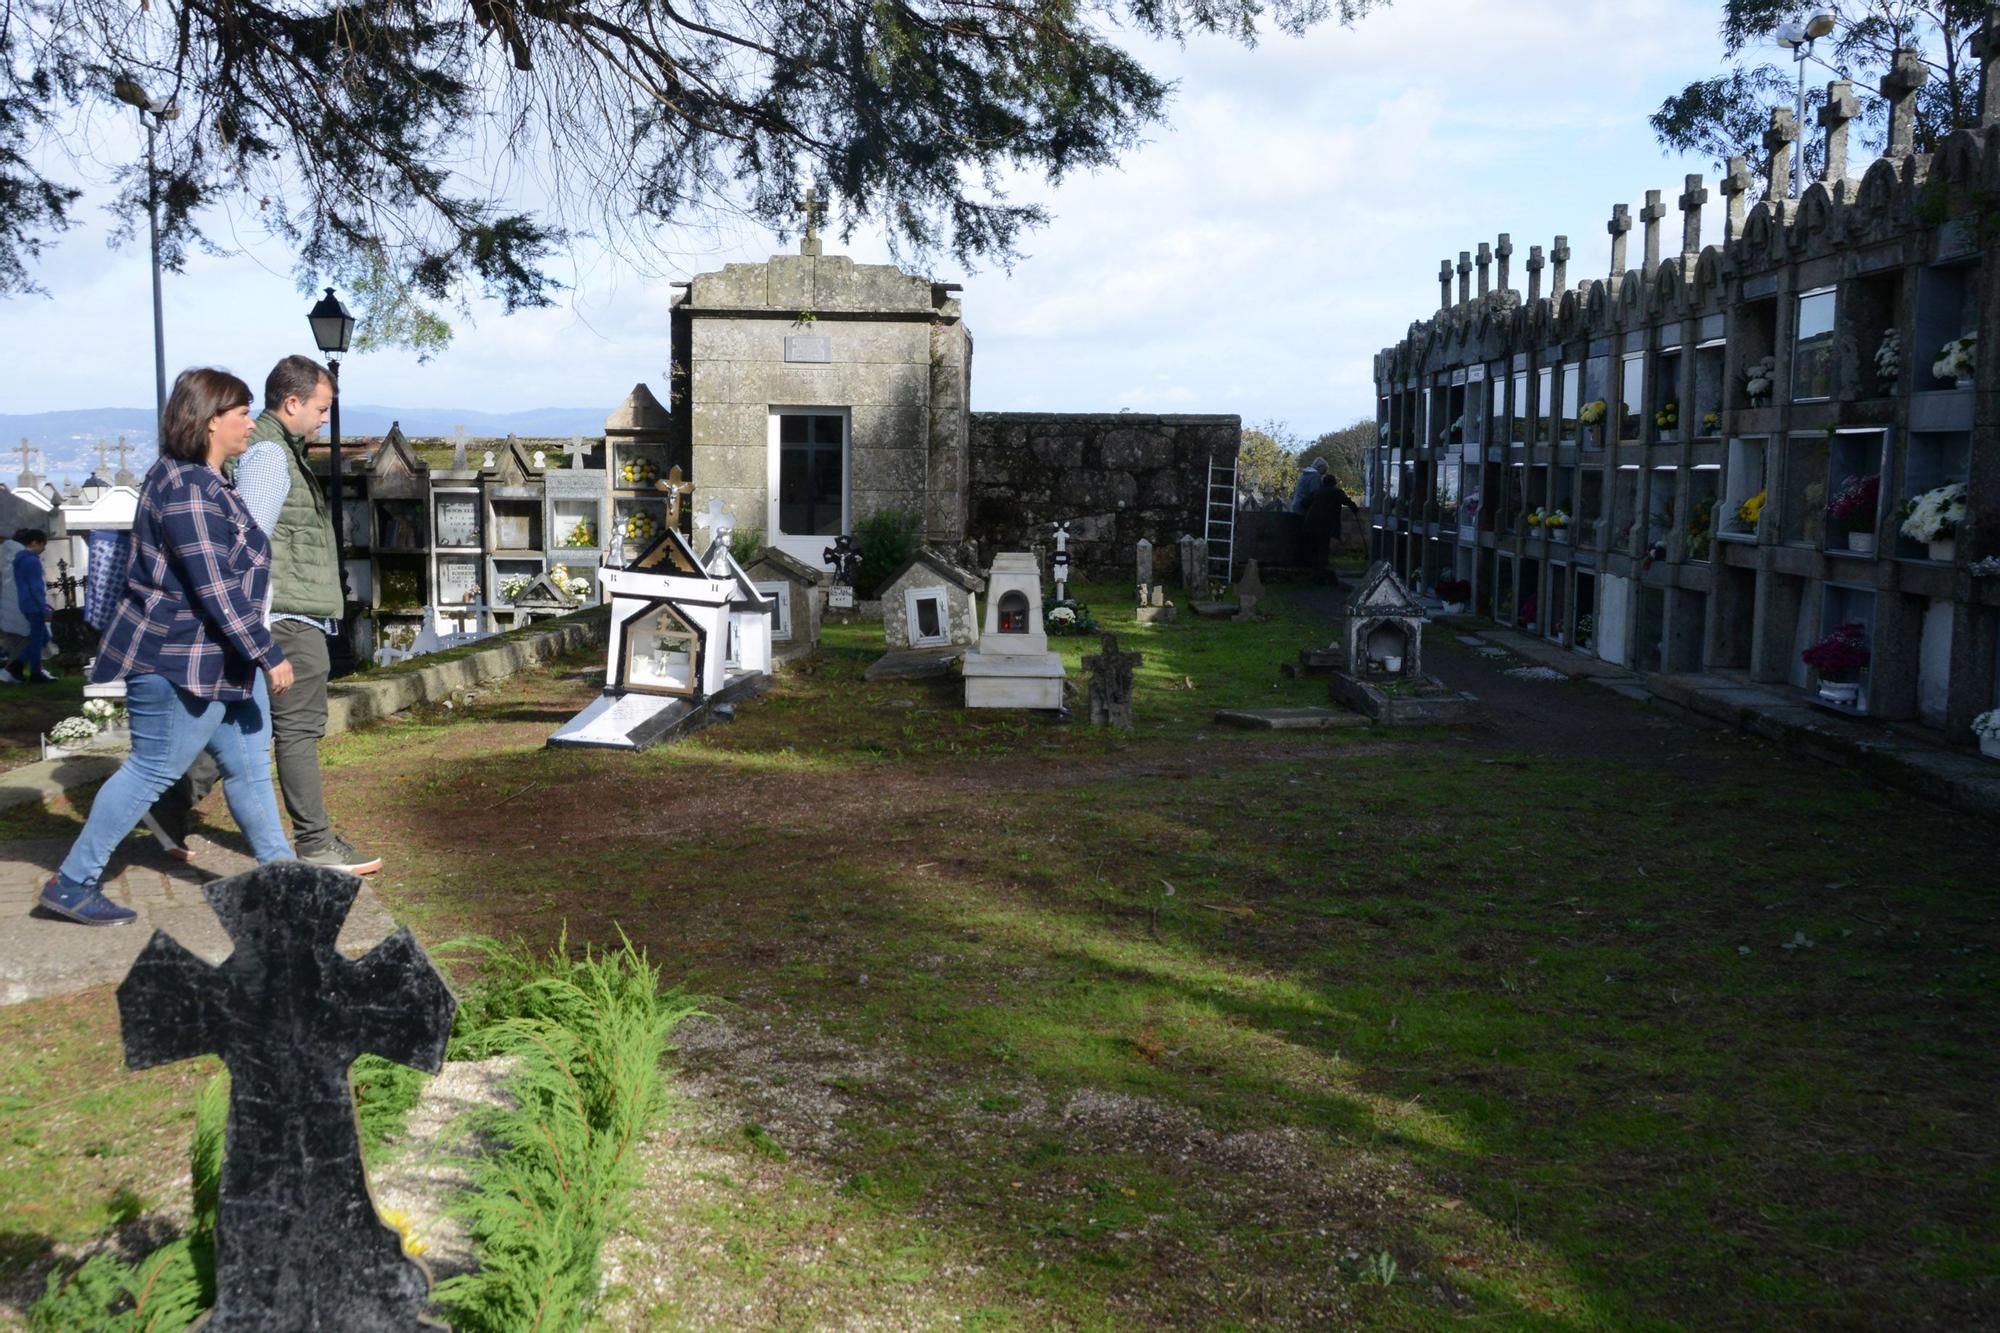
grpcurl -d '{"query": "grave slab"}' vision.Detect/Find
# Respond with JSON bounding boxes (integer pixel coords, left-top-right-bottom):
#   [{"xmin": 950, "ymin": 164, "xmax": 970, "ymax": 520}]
[
  {"xmin": 1212, "ymin": 707, "xmax": 1369, "ymax": 731},
  {"xmin": 865, "ymin": 644, "xmax": 969, "ymax": 681}
]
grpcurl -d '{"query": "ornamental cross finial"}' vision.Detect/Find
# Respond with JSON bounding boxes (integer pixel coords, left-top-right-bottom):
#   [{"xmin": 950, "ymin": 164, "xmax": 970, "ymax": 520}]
[
  {"xmin": 1638, "ymin": 190, "xmax": 1667, "ymax": 275},
  {"xmin": 1495, "ymin": 234, "xmax": 1513, "ymax": 292},
  {"xmin": 1762, "ymin": 106, "xmax": 1799, "ymax": 201},
  {"xmin": 1818, "ymin": 80, "xmax": 1861, "ymax": 188},
  {"xmin": 562, "ymin": 436, "xmax": 591, "ymax": 470},
  {"xmin": 1881, "ymin": 47, "xmax": 1929, "ymax": 155},
  {"xmin": 1974, "ymin": 8, "xmax": 2000, "ymax": 127},
  {"xmin": 15, "ymin": 437, "xmax": 34, "ymax": 485},
  {"xmin": 1719, "ymin": 156, "xmax": 1753, "ymax": 244},
  {"xmin": 799, "ymin": 186, "xmax": 825, "ymax": 255},
  {"xmin": 1678, "ymin": 173, "xmax": 1708, "ymax": 256},
  {"xmin": 1525, "ymin": 245, "xmax": 1545, "ymax": 303}
]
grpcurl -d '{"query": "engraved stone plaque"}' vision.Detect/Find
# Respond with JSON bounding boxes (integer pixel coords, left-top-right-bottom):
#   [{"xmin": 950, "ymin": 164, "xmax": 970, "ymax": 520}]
[{"xmin": 784, "ymin": 335, "xmax": 832, "ymax": 363}]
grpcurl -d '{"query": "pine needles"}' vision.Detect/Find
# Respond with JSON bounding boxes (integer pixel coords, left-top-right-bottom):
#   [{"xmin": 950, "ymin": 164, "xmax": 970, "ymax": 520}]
[{"xmin": 434, "ymin": 931, "xmax": 700, "ymax": 1333}]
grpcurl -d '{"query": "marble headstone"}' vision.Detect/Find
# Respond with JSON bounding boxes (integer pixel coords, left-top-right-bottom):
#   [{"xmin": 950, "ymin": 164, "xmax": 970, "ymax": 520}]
[{"xmin": 117, "ymin": 863, "xmax": 457, "ymax": 1330}]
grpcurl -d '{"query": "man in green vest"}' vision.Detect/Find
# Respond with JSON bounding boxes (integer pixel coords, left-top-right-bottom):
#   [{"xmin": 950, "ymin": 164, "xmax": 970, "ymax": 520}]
[{"xmin": 147, "ymin": 355, "xmax": 383, "ymax": 874}]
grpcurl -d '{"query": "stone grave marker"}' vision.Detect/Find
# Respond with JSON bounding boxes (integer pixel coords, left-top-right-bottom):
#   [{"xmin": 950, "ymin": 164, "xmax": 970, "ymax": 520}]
[
  {"xmin": 117, "ymin": 862, "xmax": 457, "ymax": 1329},
  {"xmin": 449, "ymin": 426, "xmax": 468, "ymax": 471},
  {"xmin": 1050, "ymin": 521, "xmax": 1072, "ymax": 602},
  {"xmin": 1135, "ymin": 538, "xmax": 1154, "ymax": 606},
  {"xmin": 1082, "ymin": 632, "xmax": 1142, "ymax": 728},
  {"xmin": 1234, "ymin": 558, "xmax": 1264, "ymax": 620}
]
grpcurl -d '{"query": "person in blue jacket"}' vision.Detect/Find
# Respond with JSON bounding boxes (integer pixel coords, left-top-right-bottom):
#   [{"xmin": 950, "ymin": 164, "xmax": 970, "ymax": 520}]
[{"xmin": 4, "ymin": 529, "xmax": 56, "ymax": 683}]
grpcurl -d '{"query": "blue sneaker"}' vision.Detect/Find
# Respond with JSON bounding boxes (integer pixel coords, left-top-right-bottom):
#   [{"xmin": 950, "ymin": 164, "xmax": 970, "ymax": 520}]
[{"xmin": 38, "ymin": 875, "xmax": 137, "ymax": 927}]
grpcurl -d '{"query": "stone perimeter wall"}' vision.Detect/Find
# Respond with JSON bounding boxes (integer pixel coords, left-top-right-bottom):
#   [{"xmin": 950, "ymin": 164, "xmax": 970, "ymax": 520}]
[{"xmin": 966, "ymin": 413, "xmax": 1240, "ymax": 581}]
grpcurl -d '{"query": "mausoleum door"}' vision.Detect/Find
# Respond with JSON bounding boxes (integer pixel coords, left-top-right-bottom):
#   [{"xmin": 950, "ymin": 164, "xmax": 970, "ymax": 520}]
[{"xmin": 769, "ymin": 410, "xmax": 849, "ymax": 567}]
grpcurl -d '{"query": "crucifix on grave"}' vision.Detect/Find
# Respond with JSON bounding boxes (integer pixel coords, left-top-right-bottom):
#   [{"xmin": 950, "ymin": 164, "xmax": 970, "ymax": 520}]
[
  {"xmin": 562, "ymin": 436, "xmax": 591, "ymax": 470},
  {"xmin": 655, "ymin": 464, "xmax": 695, "ymax": 530},
  {"xmin": 1678, "ymin": 173, "xmax": 1707, "ymax": 259},
  {"xmin": 450, "ymin": 425, "xmax": 469, "ymax": 471},
  {"xmin": 1881, "ymin": 47, "xmax": 1930, "ymax": 157},
  {"xmin": 823, "ymin": 533, "xmax": 862, "ymax": 610},
  {"xmin": 117, "ymin": 863, "xmax": 456, "ymax": 1328},
  {"xmin": 1050, "ymin": 521, "xmax": 1072, "ymax": 601},
  {"xmin": 1082, "ymin": 632, "xmax": 1143, "ymax": 729}
]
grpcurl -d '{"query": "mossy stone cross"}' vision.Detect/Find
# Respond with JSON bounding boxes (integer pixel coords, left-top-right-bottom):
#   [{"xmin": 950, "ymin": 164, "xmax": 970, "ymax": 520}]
[{"xmin": 118, "ymin": 862, "xmax": 456, "ymax": 1330}]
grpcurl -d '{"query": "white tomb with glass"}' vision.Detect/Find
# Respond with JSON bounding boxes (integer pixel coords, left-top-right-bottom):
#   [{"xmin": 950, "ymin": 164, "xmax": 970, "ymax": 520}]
[
  {"xmin": 961, "ymin": 552, "xmax": 1066, "ymax": 709},
  {"xmin": 698, "ymin": 503, "xmax": 777, "ymax": 680},
  {"xmin": 549, "ymin": 524, "xmax": 771, "ymax": 750}
]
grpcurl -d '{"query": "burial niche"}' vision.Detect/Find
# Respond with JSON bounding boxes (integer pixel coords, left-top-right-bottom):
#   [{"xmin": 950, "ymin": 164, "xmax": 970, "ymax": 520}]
[
  {"xmin": 998, "ymin": 589, "xmax": 1032, "ymax": 634},
  {"xmin": 622, "ymin": 603, "xmax": 703, "ymax": 696}
]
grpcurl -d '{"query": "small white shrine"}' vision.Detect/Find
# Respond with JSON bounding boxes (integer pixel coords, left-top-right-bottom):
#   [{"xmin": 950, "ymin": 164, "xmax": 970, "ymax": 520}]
[
  {"xmin": 700, "ymin": 518, "xmax": 777, "ymax": 680},
  {"xmin": 742, "ymin": 546, "xmax": 825, "ymax": 663},
  {"xmin": 548, "ymin": 522, "xmax": 771, "ymax": 750},
  {"xmin": 962, "ymin": 552, "xmax": 1066, "ymax": 709}
]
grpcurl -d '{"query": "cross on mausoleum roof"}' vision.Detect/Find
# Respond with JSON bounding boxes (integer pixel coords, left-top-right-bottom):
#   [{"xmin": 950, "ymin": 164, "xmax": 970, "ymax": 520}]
[
  {"xmin": 116, "ymin": 863, "xmax": 456, "ymax": 1327},
  {"xmin": 1550, "ymin": 236, "xmax": 1570, "ymax": 295},
  {"xmin": 1437, "ymin": 260, "xmax": 1453, "ymax": 312},
  {"xmin": 1974, "ymin": 7, "xmax": 2000, "ymax": 126},
  {"xmin": 1606, "ymin": 204, "xmax": 1632, "ymax": 281},
  {"xmin": 1678, "ymin": 173, "xmax": 1707, "ymax": 257},
  {"xmin": 1525, "ymin": 245, "xmax": 1544, "ymax": 302},
  {"xmin": 1818, "ymin": 80, "xmax": 1860, "ymax": 189},
  {"xmin": 799, "ymin": 185, "xmax": 825, "ymax": 256},
  {"xmin": 1638, "ymin": 190, "xmax": 1666, "ymax": 275},
  {"xmin": 1455, "ymin": 250, "xmax": 1471, "ymax": 305},
  {"xmin": 1494, "ymin": 234, "xmax": 1512, "ymax": 292},
  {"xmin": 1762, "ymin": 106, "xmax": 1800, "ymax": 202},
  {"xmin": 14, "ymin": 438, "xmax": 32, "ymax": 486},
  {"xmin": 563, "ymin": 436, "xmax": 591, "ymax": 469},
  {"xmin": 450, "ymin": 425, "xmax": 469, "ymax": 470},
  {"xmin": 1475, "ymin": 241, "xmax": 1491, "ymax": 297},
  {"xmin": 1881, "ymin": 47, "xmax": 1929, "ymax": 156},
  {"xmin": 1719, "ymin": 156, "xmax": 1753, "ymax": 243}
]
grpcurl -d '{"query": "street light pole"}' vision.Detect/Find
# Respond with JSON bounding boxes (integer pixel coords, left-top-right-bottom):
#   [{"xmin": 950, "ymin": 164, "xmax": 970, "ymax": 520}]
[
  {"xmin": 1775, "ymin": 13, "xmax": 1838, "ymax": 197},
  {"xmin": 307, "ymin": 287, "xmax": 356, "ymax": 675},
  {"xmin": 115, "ymin": 77, "xmax": 179, "ymax": 435}
]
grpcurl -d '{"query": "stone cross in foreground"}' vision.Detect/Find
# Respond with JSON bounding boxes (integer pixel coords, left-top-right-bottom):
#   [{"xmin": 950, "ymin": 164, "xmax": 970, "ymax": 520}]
[
  {"xmin": 118, "ymin": 863, "xmax": 456, "ymax": 1330},
  {"xmin": 1083, "ymin": 632, "xmax": 1143, "ymax": 729},
  {"xmin": 563, "ymin": 436, "xmax": 591, "ymax": 469}
]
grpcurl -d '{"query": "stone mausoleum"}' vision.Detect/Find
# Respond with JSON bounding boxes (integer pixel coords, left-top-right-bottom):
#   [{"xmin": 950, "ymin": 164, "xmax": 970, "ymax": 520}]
[{"xmin": 1366, "ymin": 29, "xmax": 2000, "ymax": 743}]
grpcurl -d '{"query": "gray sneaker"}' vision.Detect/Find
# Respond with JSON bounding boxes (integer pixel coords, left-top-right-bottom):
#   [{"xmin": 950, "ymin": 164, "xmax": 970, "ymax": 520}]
[{"xmin": 299, "ymin": 835, "xmax": 384, "ymax": 876}]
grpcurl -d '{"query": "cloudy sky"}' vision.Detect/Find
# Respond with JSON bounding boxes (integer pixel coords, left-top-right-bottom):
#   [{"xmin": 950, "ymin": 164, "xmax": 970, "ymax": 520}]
[{"xmin": 2, "ymin": 0, "xmax": 1796, "ymax": 437}]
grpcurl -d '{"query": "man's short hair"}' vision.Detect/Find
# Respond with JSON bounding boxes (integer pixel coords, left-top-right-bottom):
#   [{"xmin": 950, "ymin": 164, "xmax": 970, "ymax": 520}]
[
  {"xmin": 264, "ymin": 355, "xmax": 332, "ymax": 412},
  {"xmin": 16, "ymin": 528, "xmax": 47, "ymax": 546},
  {"xmin": 1312, "ymin": 457, "xmax": 1330, "ymax": 472}
]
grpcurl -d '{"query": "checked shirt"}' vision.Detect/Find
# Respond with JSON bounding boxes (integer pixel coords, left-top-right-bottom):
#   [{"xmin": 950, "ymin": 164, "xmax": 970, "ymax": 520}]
[{"xmin": 91, "ymin": 457, "xmax": 286, "ymax": 701}]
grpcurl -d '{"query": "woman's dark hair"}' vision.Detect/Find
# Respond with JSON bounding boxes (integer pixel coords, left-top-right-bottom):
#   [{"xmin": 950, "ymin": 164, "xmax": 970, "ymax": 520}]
[
  {"xmin": 14, "ymin": 528, "xmax": 46, "ymax": 546},
  {"xmin": 160, "ymin": 368, "xmax": 253, "ymax": 463}
]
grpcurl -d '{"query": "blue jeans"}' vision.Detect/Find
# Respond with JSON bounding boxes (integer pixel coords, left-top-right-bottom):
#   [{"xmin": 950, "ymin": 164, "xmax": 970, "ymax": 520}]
[
  {"xmin": 60, "ymin": 672, "xmax": 293, "ymax": 886},
  {"xmin": 11, "ymin": 620, "xmax": 49, "ymax": 674}
]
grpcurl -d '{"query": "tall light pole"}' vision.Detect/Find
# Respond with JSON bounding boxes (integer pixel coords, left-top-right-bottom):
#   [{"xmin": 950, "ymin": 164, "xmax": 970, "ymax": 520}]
[
  {"xmin": 1775, "ymin": 13, "xmax": 1838, "ymax": 195},
  {"xmin": 308, "ymin": 287, "xmax": 356, "ymax": 672},
  {"xmin": 113, "ymin": 77, "xmax": 179, "ymax": 434}
]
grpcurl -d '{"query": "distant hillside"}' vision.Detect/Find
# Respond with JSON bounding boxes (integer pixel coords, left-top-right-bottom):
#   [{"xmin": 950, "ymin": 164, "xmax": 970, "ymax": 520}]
[{"xmin": 0, "ymin": 404, "xmax": 615, "ymax": 480}]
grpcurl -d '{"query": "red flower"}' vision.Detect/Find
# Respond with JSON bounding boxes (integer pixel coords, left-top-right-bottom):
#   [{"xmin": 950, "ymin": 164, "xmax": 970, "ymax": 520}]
[{"xmin": 1802, "ymin": 622, "xmax": 1870, "ymax": 681}]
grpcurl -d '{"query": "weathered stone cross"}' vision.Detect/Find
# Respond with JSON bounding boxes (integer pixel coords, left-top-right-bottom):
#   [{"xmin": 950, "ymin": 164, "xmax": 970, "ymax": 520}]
[
  {"xmin": 1639, "ymin": 190, "xmax": 1667, "ymax": 275},
  {"xmin": 1437, "ymin": 260, "xmax": 1453, "ymax": 312},
  {"xmin": 115, "ymin": 435, "xmax": 134, "ymax": 477},
  {"xmin": 1082, "ymin": 632, "xmax": 1143, "ymax": 730},
  {"xmin": 563, "ymin": 436, "xmax": 591, "ymax": 469},
  {"xmin": 1678, "ymin": 174, "xmax": 1707, "ymax": 258},
  {"xmin": 1455, "ymin": 250, "xmax": 1472, "ymax": 305},
  {"xmin": 1719, "ymin": 156, "xmax": 1753, "ymax": 244},
  {"xmin": 1880, "ymin": 47, "xmax": 1929, "ymax": 157},
  {"xmin": 96, "ymin": 438, "xmax": 110, "ymax": 474},
  {"xmin": 450, "ymin": 425, "xmax": 469, "ymax": 470},
  {"xmin": 656, "ymin": 464, "xmax": 695, "ymax": 527},
  {"xmin": 1762, "ymin": 106, "xmax": 1800, "ymax": 202},
  {"xmin": 1475, "ymin": 242, "xmax": 1492, "ymax": 298},
  {"xmin": 1550, "ymin": 236, "xmax": 1571, "ymax": 295},
  {"xmin": 799, "ymin": 186, "xmax": 825, "ymax": 256},
  {"xmin": 1818, "ymin": 79, "xmax": 1861, "ymax": 190},
  {"xmin": 1526, "ymin": 245, "xmax": 1545, "ymax": 303},
  {"xmin": 118, "ymin": 863, "xmax": 456, "ymax": 1328},
  {"xmin": 700, "ymin": 495, "xmax": 735, "ymax": 548},
  {"xmin": 1974, "ymin": 7, "xmax": 2000, "ymax": 127},
  {"xmin": 1606, "ymin": 204, "xmax": 1632, "ymax": 280},
  {"xmin": 1495, "ymin": 234, "xmax": 1513, "ymax": 293}
]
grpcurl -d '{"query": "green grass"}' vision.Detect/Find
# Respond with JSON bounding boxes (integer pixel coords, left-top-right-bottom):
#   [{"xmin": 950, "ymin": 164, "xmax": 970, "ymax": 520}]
[{"xmin": 11, "ymin": 581, "xmax": 1997, "ymax": 1328}]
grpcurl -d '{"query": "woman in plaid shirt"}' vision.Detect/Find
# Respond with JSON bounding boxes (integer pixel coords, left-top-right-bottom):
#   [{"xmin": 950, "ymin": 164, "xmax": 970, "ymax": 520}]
[{"xmin": 40, "ymin": 369, "xmax": 299, "ymax": 926}]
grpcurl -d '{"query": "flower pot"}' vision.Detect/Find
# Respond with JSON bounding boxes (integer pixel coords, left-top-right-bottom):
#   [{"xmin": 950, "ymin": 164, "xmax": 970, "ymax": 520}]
[
  {"xmin": 1929, "ymin": 539, "xmax": 1956, "ymax": 563},
  {"xmin": 1846, "ymin": 532, "xmax": 1876, "ymax": 555},
  {"xmin": 1982, "ymin": 735, "xmax": 2000, "ymax": 761},
  {"xmin": 1817, "ymin": 680, "xmax": 1862, "ymax": 708},
  {"xmin": 1381, "ymin": 654, "xmax": 1404, "ymax": 674},
  {"xmin": 1548, "ymin": 525, "xmax": 1567, "ymax": 542}
]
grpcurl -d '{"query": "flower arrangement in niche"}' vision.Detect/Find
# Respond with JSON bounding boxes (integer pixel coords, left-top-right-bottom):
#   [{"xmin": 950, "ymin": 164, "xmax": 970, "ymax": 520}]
[
  {"xmin": 1578, "ymin": 400, "xmax": 1608, "ymax": 426},
  {"xmin": 48, "ymin": 716, "xmax": 101, "ymax": 746},
  {"xmin": 1825, "ymin": 473, "xmax": 1880, "ymax": 532},
  {"xmin": 1526, "ymin": 507, "xmax": 1546, "ymax": 528},
  {"xmin": 1802, "ymin": 622, "xmax": 1870, "ymax": 682},
  {"xmin": 1736, "ymin": 489, "xmax": 1768, "ymax": 529},
  {"xmin": 1545, "ymin": 507, "xmax": 1570, "ymax": 531},
  {"xmin": 1973, "ymin": 710, "xmax": 2000, "ymax": 743},
  {"xmin": 1874, "ymin": 328, "xmax": 1903, "ymax": 388},
  {"xmin": 561, "ymin": 520, "xmax": 595, "ymax": 548},
  {"xmin": 500, "ymin": 574, "xmax": 532, "ymax": 602},
  {"xmin": 1898, "ymin": 482, "xmax": 1966, "ymax": 544},
  {"xmin": 1743, "ymin": 355, "xmax": 1776, "ymax": 404},
  {"xmin": 1686, "ymin": 496, "xmax": 1715, "ymax": 559},
  {"xmin": 1933, "ymin": 331, "xmax": 1976, "ymax": 385},
  {"xmin": 1654, "ymin": 400, "xmax": 1679, "ymax": 431},
  {"xmin": 623, "ymin": 511, "xmax": 658, "ymax": 542},
  {"xmin": 1575, "ymin": 613, "xmax": 1596, "ymax": 648},
  {"xmin": 619, "ymin": 458, "xmax": 658, "ymax": 487},
  {"xmin": 1701, "ymin": 410, "xmax": 1721, "ymax": 433}
]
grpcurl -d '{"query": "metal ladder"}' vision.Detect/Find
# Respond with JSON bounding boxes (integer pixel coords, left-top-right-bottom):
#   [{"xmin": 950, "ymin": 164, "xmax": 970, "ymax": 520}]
[{"xmin": 1204, "ymin": 454, "xmax": 1237, "ymax": 589}]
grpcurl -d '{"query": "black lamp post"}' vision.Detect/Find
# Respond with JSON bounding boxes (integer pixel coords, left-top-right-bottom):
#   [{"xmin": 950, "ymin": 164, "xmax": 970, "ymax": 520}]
[
  {"xmin": 113, "ymin": 76, "xmax": 179, "ymax": 435},
  {"xmin": 308, "ymin": 287, "xmax": 356, "ymax": 672}
]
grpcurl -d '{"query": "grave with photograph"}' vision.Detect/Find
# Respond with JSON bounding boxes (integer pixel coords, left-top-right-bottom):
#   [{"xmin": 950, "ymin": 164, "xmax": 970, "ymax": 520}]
[{"xmin": 962, "ymin": 552, "xmax": 1067, "ymax": 710}]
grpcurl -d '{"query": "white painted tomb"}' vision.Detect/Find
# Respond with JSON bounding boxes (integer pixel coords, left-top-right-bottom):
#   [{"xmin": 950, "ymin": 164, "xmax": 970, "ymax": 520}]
[{"xmin": 962, "ymin": 552, "xmax": 1066, "ymax": 710}]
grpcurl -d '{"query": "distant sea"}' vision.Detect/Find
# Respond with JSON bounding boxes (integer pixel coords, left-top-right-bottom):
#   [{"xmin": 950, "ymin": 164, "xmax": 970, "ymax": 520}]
[{"xmin": 0, "ymin": 405, "xmax": 612, "ymax": 481}]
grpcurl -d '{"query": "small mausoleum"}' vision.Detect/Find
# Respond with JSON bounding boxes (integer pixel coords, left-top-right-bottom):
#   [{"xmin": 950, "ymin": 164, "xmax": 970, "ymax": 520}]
[
  {"xmin": 1340, "ymin": 561, "xmax": 1427, "ymax": 678},
  {"xmin": 701, "ymin": 536, "xmax": 777, "ymax": 679},
  {"xmin": 742, "ymin": 545, "xmax": 826, "ymax": 663},
  {"xmin": 880, "ymin": 546, "xmax": 985, "ymax": 651},
  {"xmin": 962, "ymin": 552, "xmax": 1067, "ymax": 709}
]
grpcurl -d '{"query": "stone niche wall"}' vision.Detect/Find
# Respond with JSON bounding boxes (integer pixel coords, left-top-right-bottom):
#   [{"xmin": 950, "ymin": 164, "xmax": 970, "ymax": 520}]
[{"xmin": 967, "ymin": 413, "xmax": 1240, "ymax": 580}]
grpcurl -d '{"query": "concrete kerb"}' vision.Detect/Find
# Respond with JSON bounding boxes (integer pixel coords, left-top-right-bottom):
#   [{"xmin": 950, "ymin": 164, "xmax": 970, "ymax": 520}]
[{"xmin": 0, "ymin": 609, "xmax": 609, "ymax": 816}]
